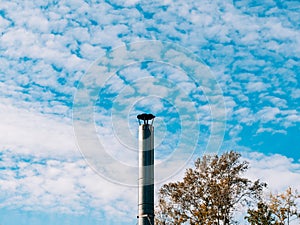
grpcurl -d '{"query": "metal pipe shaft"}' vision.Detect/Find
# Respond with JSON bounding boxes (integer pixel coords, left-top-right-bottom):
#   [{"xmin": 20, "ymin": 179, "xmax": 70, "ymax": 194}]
[{"xmin": 138, "ymin": 124, "xmax": 154, "ymax": 225}]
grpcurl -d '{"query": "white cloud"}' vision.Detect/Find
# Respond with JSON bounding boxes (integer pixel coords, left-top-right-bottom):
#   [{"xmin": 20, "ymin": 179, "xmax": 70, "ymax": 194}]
[
  {"xmin": 256, "ymin": 107, "xmax": 281, "ymax": 123},
  {"xmin": 0, "ymin": 152, "xmax": 137, "ymax": 220},
  {"xmin": 260, "ymin": 95, "xmax": 288, "ymax": 108},
  {"xmin": 234, "ymin": 107, "xmax": 255, "ymax": 125},
  {"xmin": 291, "ymin": 89, "xmax": 300, "ymax": 99},
  {"xmin": 244, "ymin": 152, "xmax": 300, "ymax": 192},
  {"xmin": 0, "ymin": 99, "xmax": 76, "ymax": 158},
  {"xmin": 246, "ymin": 81, "xmax": 270, "ymax": 93},
  {"xmin": 256, "ymin": 127, "xmax": 287, "ymax": 135}
]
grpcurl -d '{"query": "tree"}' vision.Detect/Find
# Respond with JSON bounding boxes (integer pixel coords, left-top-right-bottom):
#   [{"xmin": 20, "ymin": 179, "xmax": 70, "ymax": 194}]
[
  {"xmin": 245, "ymin": 187, "xmax": 300, "ymax": 225},
  {"xmin": 155, "ymin": 151, "xmax": 266, "ymax": 225},
  {"xmin": 269, "ymin": 187, "xmax": 300, "ymax": 225},
  {"xmin": 245, "ymin": 202, "xmax": 276, "ymax": 225}
]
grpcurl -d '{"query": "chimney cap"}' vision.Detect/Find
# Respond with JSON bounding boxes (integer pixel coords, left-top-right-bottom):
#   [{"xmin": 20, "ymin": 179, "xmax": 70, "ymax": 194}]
[{"xmin": 137, "ymin": 113, "xmax": 155, "ymax": 124}]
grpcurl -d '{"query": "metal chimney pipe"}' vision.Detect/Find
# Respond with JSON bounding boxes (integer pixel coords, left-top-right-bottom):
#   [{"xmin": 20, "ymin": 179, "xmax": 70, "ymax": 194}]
[{"xmin": 137, "ymin": 114, "xmax": 155, "ymax": 225}]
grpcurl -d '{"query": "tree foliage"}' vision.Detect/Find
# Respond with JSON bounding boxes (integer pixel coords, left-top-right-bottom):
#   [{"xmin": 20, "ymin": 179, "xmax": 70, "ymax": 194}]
[
  {"xmin": 246, "ymin": 187, "xmax": 300, "ymax": 225},
  {"xmin": 269, "ymin": 187, "xmax": 300, "ymax": 225},
  {"xmin": 155, "ymin": 151, "xmax": 266, "ymax": 225},
  {"xmin": 245, "ymin": 202, "xmax": 276, "ymax": 225}
]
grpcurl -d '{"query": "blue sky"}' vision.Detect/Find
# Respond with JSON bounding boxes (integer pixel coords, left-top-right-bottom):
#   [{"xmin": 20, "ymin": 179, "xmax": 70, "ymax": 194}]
[{"xmin": 0, "ymin": 0, "xmax": 299, "ymax": 224}]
